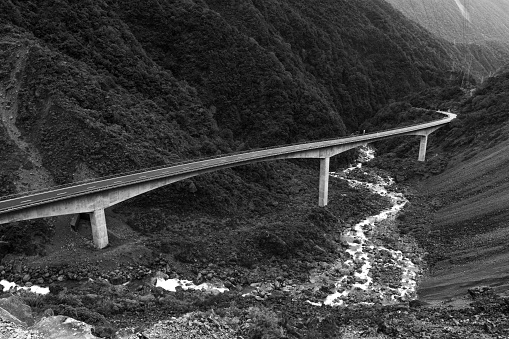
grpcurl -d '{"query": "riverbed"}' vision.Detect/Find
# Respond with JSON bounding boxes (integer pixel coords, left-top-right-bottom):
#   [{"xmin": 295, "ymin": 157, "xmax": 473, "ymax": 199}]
[{"xmin": 155, "ymin": 146, "xmax": 423, "ymax": 306}]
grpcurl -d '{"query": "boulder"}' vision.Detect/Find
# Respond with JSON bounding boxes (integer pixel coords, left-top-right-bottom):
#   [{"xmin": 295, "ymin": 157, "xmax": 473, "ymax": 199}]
[
  {"xmin": 468, "ymin": 286, "xmax": 494, "ymax": 299},
  {"xmin": 409, "ymin": 299, "xmax": 430, "ymax": 308},
  {"xmin": 0, "ymin": 307, "xmax": 26, "ymax": 326},
  {"xmin": 0, "ymin": 295, "xmax": 34, "ymax": 326},
  {"xmin": 33, "ymin": 315, "xmax": 99, "ymax": 339}
]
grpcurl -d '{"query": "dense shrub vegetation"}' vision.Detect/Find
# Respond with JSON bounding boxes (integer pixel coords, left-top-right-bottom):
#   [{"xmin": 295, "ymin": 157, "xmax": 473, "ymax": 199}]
[
  {"xmin": 443, "ymin": 70, "xmax": 509, "ymax": 153},
  {"xmin": 0, "ymin": 0, "xmax": 470, "ymax": 207},
  {"xmin": 360, "ymin": 102, "xmax": 444, "ymax": 132}
]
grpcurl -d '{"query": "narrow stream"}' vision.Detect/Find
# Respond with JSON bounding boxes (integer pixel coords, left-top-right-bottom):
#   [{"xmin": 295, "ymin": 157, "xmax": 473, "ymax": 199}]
[
  {"xmin": 154, "ymin": 146, "xmax": 421, "ymax": 306},
  {"xmin": 321, "ymin": 146, "xmax": 418, "ymax": 306}
]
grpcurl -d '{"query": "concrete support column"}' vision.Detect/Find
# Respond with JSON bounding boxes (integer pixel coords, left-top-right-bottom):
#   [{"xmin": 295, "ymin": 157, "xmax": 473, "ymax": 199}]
[
  {"xmin": 418, "ymin": 135, "xmax": 429, "ymax": 162},
  {"xmin": 319, "ymin": 157, "xmax": 330, "ymax": 207},
  {"xmin": 70, "ymin": 214, "xmax": 80, "ymax": 232},
  {"xmin": 90, "ymin": 209, "xmax": 108, "ymax": 249}
]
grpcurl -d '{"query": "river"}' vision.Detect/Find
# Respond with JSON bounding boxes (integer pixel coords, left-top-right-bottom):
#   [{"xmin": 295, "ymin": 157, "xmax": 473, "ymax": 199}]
[{"xmin": 155, "ymin": 146, "xmax": 423, "ymax": 306}]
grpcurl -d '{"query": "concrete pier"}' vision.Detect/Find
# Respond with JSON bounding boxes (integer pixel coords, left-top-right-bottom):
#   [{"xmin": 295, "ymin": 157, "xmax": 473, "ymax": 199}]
[
  {"xmin": 418, "ymin": 135, "xmax": 428, "ymax": 162},
  {"xmin": 319, "ymin": 157, "xmax": 330, "ymax": 207},
  {"xmin": 70, "ymin": 214, "xmax": 80, "ymax": 232},
  {"xmin": 90, "ymin": 209, "xmax": 108, "ymax": 249}
]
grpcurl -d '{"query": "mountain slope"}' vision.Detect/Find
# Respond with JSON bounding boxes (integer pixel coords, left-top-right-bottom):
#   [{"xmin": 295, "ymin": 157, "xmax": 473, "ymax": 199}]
[
  {"xmin": 115, "ymin": 0, "xmax": 455, "ymax": 132},
  {"xmin": 404, "ymin": 70, "xmax": 509, "ymax": 299},
  {"xmin": 386, "ymin": 0, "xmax": 509, "ymax": 79},
  {"xmin": 418, "ymin": 134, "xmax": 509, "ymax": 300},
  {"xmin": 386, "ymin": 0, "xmax": 509, "ymax": 44},
  {"xmin": 0, "ymin": 0, "xmax": 459, "ymax": 196}
]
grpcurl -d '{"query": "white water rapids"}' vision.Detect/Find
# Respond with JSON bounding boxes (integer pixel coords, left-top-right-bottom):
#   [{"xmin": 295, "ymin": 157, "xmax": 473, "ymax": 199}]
[
  {"xmin": 320, "ymin": 146, "xmax": 418, "ymax": 306},
  {"xmin": 155, "ymin": 146, "xmax": 420, "ymax": 306},
  {"xmin": 0, "ymin": 279, "xmax": 49, "ymax": 295},
  {"xmin": 155, "ymin": 278, "xmax": 228, "ymax": 294}
]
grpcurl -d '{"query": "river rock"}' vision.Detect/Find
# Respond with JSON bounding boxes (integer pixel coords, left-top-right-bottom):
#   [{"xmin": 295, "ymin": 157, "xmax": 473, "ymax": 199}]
[
  {"xmin": 138, "ymin": 294, "xmax": 156, "ymax": 303},
  {"xmin": 155, "ymin": 271, "xmax": 169, "ymax": 279},
  {"xmin": 468, "ymin": 286, "xmax": 494, "ymax": 299},
  {"xmin": 49, "ymin": 283, "xmax": 64, "ymax": 295},
  {"xmin": 43, "ymin": 308, "xmax": 54, "ymax": 317},
  {"xmin": 409, "ymin": 299, "xmax": 429, "ymax": 308},
  {"xmin": 484, "ymin": 321, "xmax": 496, "ymax": 334},
  {"xmin": 109, "ymin": 275, "xmax": 124, "ymax": 285},
  {"xmin": 33, "ymin": 316, "xmax": 99, "ymax": 338}
]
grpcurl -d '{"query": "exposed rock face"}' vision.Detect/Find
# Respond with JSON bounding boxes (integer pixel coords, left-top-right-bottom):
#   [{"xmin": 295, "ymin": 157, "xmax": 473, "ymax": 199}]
[
  {"xmin": 32, "ymin": 316, "xmax": 99, "ymax": 339},
  {"xmin": 0, "ymin": 296, "xmax": 34, "ymax": 326},
  {"xmin": 0, "ymin": 296, "xmax": 97, "ymax": 339}
]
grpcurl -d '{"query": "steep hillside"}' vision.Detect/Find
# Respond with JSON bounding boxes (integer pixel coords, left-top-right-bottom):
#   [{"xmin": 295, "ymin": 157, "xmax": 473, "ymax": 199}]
[
  {"xmin": 386, "ymin": 0, "xmax": 509, "ymax": 79},
  {"xmin": 2, "ymin": 2, "xmax": 509, "ymax": 336},
  {"xmin": 386, "ymin": 0, "xmax": 509, "ymax": 44},
  {"xmin": 395, "ymin": 70, "xmax": 509, "ymax": 300},
  {"xmin": 119, "ymin": 0, "xmax": 454, "ymax": 129},
  {"xmin": 0, "ymin": 0, "xmax": 458, "ymax": 195}
]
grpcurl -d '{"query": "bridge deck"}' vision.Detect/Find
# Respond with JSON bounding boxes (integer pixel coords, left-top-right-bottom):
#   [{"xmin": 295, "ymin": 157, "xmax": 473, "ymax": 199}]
[{"xmin": 0, "ymin": 111, "xmax": 456, "ymax": 215}]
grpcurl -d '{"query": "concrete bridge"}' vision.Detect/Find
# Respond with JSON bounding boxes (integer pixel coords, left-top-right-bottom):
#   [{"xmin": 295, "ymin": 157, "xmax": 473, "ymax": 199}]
[{"xmin": 0, "ymin": 111, "xmax": 456, "ymax": 249}]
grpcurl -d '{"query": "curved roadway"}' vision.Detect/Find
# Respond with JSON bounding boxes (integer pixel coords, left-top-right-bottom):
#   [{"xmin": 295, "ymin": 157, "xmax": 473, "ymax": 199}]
[{"xmin": 0, "ymin": 111, "xmax": 456, "ymax": 215}]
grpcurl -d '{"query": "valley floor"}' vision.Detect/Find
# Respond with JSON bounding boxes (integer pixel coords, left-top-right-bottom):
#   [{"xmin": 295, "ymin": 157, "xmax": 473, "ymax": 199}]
[{"xmin": 1, "ymin": 157, "xmax": 509, "ymax": 338}]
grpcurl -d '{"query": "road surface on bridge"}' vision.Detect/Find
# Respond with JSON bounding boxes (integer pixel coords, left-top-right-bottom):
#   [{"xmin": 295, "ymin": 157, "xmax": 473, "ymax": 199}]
[{"xmin": 0, "ymin": 111, "xmax": 456, "ymax": 215}]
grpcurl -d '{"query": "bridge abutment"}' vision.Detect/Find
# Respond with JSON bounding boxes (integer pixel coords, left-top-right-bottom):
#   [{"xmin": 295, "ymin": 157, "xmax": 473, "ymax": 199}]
[
  {"xmin": 319, "ymin": 157, "xmax": 330, "ymax": 207},
  {"xmin": 90, "ymin": 209, "xmax": 108, "ymax": 249}
]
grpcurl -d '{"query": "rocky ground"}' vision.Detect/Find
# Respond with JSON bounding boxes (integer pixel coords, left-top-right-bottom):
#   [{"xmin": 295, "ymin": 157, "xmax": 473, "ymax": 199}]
[
  {"xmin": 1, "ymin": 278, "xmax": 509, "ymax": 338},
  {"xmin": 0, "ymin": 157, "xmax": 508, "ymax": 338}
]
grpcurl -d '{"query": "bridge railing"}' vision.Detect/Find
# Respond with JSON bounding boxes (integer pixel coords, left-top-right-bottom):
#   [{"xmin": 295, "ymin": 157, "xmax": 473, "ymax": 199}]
[{"xmin": 0, "ymin": 112, "xmax": 453, "ymax": 202}]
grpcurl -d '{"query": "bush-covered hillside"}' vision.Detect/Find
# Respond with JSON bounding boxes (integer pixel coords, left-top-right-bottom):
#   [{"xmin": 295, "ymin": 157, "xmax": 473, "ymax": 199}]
[
  {"xmin": 0, "ymin": 0, "xmax": 461, "ymax": 200},
  {"xmin": 442, "ymin": 69, "xmax": 509, "ymax": 154},
  {"xmin": 120, "ymin": 0, "xmax": 454, "ymax": 130}
]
